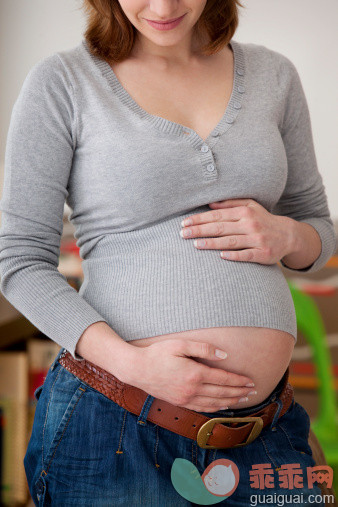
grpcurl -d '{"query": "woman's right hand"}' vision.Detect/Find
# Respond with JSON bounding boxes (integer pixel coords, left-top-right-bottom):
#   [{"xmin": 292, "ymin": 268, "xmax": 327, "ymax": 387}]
[{"xmin": 120, "ymin": 338, "xmax": 256, "ymax": 413}]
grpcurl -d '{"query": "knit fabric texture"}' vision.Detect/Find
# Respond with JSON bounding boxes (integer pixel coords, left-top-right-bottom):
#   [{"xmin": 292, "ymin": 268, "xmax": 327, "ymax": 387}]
[{"xmin": 0, "ymin": 38, "xmax": 337, "ymax": 361}]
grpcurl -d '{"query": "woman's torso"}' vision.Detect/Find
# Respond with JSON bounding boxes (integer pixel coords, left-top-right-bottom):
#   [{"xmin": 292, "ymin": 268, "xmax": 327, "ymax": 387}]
[{"xmin": 105, "ymin": 43, "xmax": 295, "ymax": 408}]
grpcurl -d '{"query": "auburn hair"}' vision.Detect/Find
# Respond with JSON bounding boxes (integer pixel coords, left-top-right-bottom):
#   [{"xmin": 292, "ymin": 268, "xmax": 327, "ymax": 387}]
[{"xmin": 82, "ymin": 0, "xmax": 245, "ymax": 63}]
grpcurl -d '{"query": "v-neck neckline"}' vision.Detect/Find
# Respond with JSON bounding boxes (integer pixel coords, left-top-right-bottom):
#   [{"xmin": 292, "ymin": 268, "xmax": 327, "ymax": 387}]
[{"xmin": 81, "ymin": 38, "xmax": 245, "ymax": 148}]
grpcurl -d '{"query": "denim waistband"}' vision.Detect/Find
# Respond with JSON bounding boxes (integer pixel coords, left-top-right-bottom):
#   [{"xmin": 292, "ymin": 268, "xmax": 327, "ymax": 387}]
[{"xmin": 197, "ymin": 367, "xmax": 289, "ymax": 419}]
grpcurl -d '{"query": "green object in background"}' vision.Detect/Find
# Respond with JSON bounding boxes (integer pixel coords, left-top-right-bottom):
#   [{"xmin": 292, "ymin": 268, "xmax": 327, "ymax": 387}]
[{"xmin": 288, "ymin": 280, "xmax": 338, "ymax": 493}]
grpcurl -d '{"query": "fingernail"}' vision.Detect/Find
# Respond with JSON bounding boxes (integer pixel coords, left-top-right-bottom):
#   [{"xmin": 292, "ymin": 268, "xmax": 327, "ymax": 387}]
[
  {"xmin": 215, "ymin": 349, "xmax": 227, "ymax": 359},
  {"xmin": 194, "ymin": 239, "xmax": 206, "ymax": 247},
  {"xmin": 248, "ymin": 390, "xmax": 257, "ymax": 396},
  {"xmin": 239, "ymin": 397, "xmax": 248, "ymax": 403},
  {"xmin": 220, "ymin": 407, "xmax": 229, "ymax": 410},
  {"xmin": 245, "ymin": 382, "xmax": 255, "ymax": 387},
  {"xmin": 181, "ymin": 218, "xmax": 193, "ymax": 227},
  {"xmin": 220, "ymin": 251, "xmax": 231, "ymax": 259}
]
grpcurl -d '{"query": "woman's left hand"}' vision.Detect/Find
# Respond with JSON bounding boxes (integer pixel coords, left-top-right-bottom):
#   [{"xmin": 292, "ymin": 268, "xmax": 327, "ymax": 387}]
[{"xmin": 180, "ymin": 198, "xmax": 294, "ymax": 265}]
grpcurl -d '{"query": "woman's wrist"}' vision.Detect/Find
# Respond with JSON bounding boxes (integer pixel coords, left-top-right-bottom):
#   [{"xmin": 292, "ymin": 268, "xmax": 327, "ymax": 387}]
[
  {"xmin": 280, "ymin": 216, "xmax": 322, "ymax": 270},
  {"xmin": 75, "ymin": 321, "xmax": 142, "ymax": 382}
]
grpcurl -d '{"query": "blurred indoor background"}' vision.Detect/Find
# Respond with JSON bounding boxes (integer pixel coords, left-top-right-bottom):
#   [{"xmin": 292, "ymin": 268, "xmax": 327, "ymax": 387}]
[{"xmin": 0, "ymin": 0, "xmax": 337, "ymax": 505}]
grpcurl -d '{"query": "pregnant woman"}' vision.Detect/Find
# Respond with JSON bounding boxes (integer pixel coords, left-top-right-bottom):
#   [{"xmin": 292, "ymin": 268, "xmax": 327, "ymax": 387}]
[{"xmin": 0, "ymin": 0, "xmax": 336, "ymax": 505}]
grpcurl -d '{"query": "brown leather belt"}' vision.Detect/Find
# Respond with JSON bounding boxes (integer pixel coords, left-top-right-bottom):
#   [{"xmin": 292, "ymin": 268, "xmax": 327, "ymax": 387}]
[{"xmin": 58, "ymin": 350, "xmax": 294, "ymax": 450}]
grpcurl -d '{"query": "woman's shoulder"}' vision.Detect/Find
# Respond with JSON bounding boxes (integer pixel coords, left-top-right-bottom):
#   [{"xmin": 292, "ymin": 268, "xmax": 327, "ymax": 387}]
[
  {"xmin": 24, "ymin": 41, "xmax": 85, "ymax": 88},
  {"xmin": 17, "ymin": 41, "xmax": 89, "ymax": 113},
  {"xmin": 11, "ymin": 45, "xmax": 83, "ymax": 138},
  {"xmin": 234, "ymin": 39, "xmax": 297, "ymax": 76}
]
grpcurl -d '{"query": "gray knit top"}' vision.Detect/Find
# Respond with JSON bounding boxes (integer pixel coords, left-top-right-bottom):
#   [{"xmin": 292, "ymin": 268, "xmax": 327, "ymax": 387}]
[{"xmin": 0, "ymin": 38, "xmax": 336, "ymax": 361}]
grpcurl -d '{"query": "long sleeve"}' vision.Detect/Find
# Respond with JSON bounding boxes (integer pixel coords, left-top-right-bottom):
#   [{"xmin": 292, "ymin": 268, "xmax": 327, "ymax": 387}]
[
  {"xmin": 272, "ymin": 55, "xmax": 337, "ymax": 273},
  {"xmin": 0, "ymin": 53, "xmax": 108, "ymax": 360}
]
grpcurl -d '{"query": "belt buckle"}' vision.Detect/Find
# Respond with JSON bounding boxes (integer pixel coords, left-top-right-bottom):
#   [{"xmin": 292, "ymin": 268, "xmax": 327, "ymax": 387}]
[{"xmin": 197, "ymin": 416, "xmax": 264, "ymax": 449}]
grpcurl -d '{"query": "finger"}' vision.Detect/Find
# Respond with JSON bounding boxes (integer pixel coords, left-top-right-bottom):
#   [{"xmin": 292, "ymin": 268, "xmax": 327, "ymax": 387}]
[
  {"xmin": 197, "ymin": 382, "xmax": 257, "ymax": 399},
  {"xmin": 193, "ymin": 234, "xmax": 256, "ymax": 251},
  {"xmin": 181, "ymin": 220, "xmax": 246, "ymax": 239},
  {"xmin": 181, "ymin": 395, "xmax": 247, "ymax": 412},
  {"xmin": 220, "ymin": 248, "xmax": 258, "ymax": 262},
  {"xmin": 208, "ymin": 198, "xmax": 257, "ymax": 208},
  {"xmin": 176, "ymin": 340, "xmax": 230, "ymax": 361},
  {"xmin": 200, "ymin": 365, "xmax": 254, "ymax": 388},
  {"xmin": 181, "ymin": 207, "xmax": 243, "ymax": 228}
]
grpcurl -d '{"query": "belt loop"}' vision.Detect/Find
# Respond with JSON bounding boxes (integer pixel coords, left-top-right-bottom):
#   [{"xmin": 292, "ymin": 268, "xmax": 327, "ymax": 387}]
[
  {"xmin": 137, "ymin": 394, "xmax": 155, "ymax": 426},
  {"xmin": 269, "ymin": 397, "xmax": 283, "ymax": 431}
]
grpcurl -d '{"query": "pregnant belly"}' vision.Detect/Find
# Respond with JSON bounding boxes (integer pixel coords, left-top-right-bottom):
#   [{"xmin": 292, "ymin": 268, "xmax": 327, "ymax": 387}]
[
  {"xmin": 83, "ymin": 210, "xmax": 297, "ymax": 408},
  {"xmin": 129, "ymin": 326, "xmax": 295, "ymax": 410}
]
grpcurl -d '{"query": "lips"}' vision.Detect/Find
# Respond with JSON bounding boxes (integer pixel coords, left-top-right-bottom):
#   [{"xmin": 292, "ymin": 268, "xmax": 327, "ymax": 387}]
[
  {"xmin": 144, "ymin": 13, "xmax": 187, "ymax": 31},
  {"xmin": 145, "ymin": 14, "xmax": 185, "ymax": 24}
]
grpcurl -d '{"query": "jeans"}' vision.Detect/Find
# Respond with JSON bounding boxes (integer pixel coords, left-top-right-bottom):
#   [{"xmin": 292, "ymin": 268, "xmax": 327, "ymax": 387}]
[{"xmin": 24, "ymin": 347, "xmax": 325, "ymax": 506}]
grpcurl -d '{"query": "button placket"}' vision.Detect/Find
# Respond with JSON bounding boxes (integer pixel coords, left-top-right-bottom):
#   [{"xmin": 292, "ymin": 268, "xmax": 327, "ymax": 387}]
[
  {"xmin": 199, "ymin": 143, "xmax": 218, "ymax": 180},
  {"xmin": 200, "ymin": 43, "xmax": 246, "ymax": 141}
]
